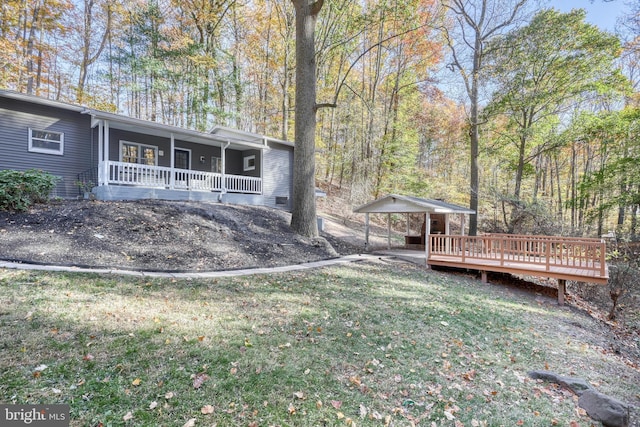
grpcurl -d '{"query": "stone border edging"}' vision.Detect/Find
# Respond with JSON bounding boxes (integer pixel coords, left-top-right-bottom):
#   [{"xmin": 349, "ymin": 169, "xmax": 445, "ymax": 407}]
[{"xmin": 0, "ymin": 254, "xmax": 384, "ymax": 278}]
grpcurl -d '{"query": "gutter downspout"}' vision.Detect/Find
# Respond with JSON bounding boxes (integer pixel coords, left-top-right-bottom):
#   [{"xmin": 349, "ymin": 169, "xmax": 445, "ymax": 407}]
[{"xmin": 218, "ymin": 140, "xmax": 230, "ymax": 202}]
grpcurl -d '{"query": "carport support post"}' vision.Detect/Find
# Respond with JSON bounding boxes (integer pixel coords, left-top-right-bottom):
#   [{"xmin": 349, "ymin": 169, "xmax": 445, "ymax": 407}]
[
  {"xmin": 424, "ymin": 213, "xmax": 431, "ymax": 267},
  {"xmin": 558, "ymin": 279, "xmax": 566, "ymax": 306},
  {"xmin": 364, "ymin": 213, "xmax": 370, "ymax": 250},
  {"xmin": 387, "ymin": 213, "xmax": 391, "ymax": 250},
  {"xmin": 406, "ymin": 213, "xmax": 410, "ymax": 237}
]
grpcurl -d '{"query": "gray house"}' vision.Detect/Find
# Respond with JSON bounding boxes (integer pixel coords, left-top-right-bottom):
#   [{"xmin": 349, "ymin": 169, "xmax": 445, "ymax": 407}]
[{"xmin": 0, "ymin": 90, "xmax": 294, "ymax": 210}]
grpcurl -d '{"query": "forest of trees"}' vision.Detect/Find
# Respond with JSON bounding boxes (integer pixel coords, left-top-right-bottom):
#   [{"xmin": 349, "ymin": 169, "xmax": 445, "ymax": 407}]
[{"xmin": 1, "ymin": 0, "xmax": 639, "ymax": 238}]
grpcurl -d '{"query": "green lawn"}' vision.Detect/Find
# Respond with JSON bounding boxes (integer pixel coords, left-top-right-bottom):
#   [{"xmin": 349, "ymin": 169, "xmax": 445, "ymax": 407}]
[{"xmin": 0, "ymin": 261, "xmax": 638, "ymax": 426}]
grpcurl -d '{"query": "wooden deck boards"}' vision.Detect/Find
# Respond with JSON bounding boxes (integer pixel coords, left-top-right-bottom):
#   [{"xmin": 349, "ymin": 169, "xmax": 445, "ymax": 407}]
[
  {"xmin": 428, "ymin": 255, "xmax": 608, "ymax": 284},
  {"xmin": 426, "ymin": 234, "xmax": 608, "ymax": 285}
]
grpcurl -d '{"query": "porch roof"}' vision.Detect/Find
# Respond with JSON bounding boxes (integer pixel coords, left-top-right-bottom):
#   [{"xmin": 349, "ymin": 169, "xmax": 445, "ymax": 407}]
[
  {"xmin": 354, "ymin": 194, "xmax": 475, "ymax": 214},
  {"xmin": 86, "ymin": 110, "xmax": 269, "ymax": 151}
]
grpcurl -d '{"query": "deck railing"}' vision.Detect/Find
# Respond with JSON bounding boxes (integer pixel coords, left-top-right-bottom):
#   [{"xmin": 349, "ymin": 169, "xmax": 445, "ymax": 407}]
[
  {"xmin": 104, "ymin": 161, "xmax": 262, "ymax": 194},
  {"xmin": 429, "ymin": 233, "xmax": 607, "ymax": 277}
]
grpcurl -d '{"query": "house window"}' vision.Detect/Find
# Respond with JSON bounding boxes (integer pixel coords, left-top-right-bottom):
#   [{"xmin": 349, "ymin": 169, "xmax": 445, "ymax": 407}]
[
  {"xmin": 120, "ymin": 141, "xmax": 158, "ymax": 165},
  {"xmin": 28, "ymin": 128, "xmax": 64, "ymax": 155},
  {"xmin": 211, "ymin": 156, "xmax": 222, "ymax": 173},
  {"xmin": 243, "ymin": 154, "xmax": 256, "ymax": 171}
]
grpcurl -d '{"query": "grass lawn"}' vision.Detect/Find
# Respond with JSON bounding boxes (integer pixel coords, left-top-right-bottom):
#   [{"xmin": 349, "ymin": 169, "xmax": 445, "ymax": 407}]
[{"xmin": 1, "ymin": 260, "xmax": 638, "ymax": 426}]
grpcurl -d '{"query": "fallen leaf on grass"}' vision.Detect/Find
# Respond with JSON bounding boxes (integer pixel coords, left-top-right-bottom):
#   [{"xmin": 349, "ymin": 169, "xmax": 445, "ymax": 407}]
[
  {"xmin": 359, "ymin": 404, "xmax": 368, "ymax": 418},
  {"xmin": 149, "ymin": 401, "xmax": 158, "ymax": 410},
  {"xmin": 193, "ymin": 372, "xmax": 209, "ymax": 389},
  {"xmin": 287, "ymin": 402, "xmax": 296, "ymax": 415},
  {"xmin": 183, "ymin": 418, "xmax": 196, "ymax": 427},
  {"xmin": 331, "ymin": 400, "xmax": 342, "ymax": 409},
  {"xmin": 462, "ymin": 369, "xmax": 476, "ymax": 381},
  {"xmin": 293, "ymin": 391, "xmax": 305, "ymax": 399},
  {"xmin": 123, "ymin": 412, "xmax": 133, "ymax": 421},
  {"xmin": 165, "ymin": 391, "xmax": 175, "ymax": 399},
  {"xmin": 132, "ymin": 378, "xmax": 141, "ymax": 386},
  {"xmin": 201, "ymin": 405, "xmax": 214, "ymax": 414}
]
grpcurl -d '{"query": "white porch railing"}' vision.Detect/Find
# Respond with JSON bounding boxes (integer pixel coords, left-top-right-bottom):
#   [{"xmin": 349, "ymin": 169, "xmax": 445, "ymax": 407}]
[{"xmin": 103, "ymin": 161, "xmax": 262, "ymax": 194}]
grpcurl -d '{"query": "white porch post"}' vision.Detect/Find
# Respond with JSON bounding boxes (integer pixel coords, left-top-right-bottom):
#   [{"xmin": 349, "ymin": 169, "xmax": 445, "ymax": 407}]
[
  {"xmin": 461, "ymin": 214, "xmax": 466, "ymax": 236},
  {"xmin": 387, "ymin": 213, "xmax": 391, "ymax": 250},
  {"xmin": 169, "ymin": 133, "xmax": 175, "ymax": 189},
  {"xmin": 103, "ymin": 120, "xmax": 110, "ymax": 186},
  {"xmin": 221, "ymin": 141, "xmax": 230, "ymax": 195},
  {"xmin": 425, "ymin": 212, "xmax": 431, "ymax": 265},
  {"xmin": 97, "ymin": 120, "xmax": 104, "ymax": 185},
  {"xmin": 261, "ymin": 137, "xmax": 266, "ymax": 195},
  {"xmin": 365, "ymin": 213, "xmax": 370, "ymax": 250}
]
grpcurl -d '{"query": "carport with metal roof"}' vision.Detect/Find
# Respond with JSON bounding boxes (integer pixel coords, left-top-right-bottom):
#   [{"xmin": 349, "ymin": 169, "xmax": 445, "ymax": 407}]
[{"xmin": 353, "ymin": 194, "xmax": 475, "ymax": 260}]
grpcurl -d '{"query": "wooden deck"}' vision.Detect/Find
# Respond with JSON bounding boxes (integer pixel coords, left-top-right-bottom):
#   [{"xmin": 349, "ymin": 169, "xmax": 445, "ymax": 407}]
[{"xmin": 427, "ymin": 234, "xmax": 608, "ymax": 285}]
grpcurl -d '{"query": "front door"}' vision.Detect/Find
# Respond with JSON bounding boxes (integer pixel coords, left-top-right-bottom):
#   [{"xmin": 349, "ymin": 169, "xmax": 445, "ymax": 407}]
[{"xmin": 174, "ymin": 149, "xmax": 190, "ymax": 170}]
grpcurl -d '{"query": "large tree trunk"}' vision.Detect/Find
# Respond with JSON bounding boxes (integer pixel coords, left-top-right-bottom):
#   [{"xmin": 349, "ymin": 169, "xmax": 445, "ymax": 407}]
[
  {"xmin": 468, "ymin": 40, "xmax": 480, "ymax": 236},
  {"xmin": 290, "ymin": 0, "xmax": 324, "ymax": 238}
]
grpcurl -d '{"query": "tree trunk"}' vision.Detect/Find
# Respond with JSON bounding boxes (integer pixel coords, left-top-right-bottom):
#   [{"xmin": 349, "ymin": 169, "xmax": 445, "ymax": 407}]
[
  {"xmin": 290, "ymin": 0, "xmax": 324, "ymax": 238},
  {"xmin": 469, "ymin": 78, "xmax": 479, "ymax": 235},
  {"xmin": 77, "ymin": 0, "xmax": 112, "ymax": 103}
]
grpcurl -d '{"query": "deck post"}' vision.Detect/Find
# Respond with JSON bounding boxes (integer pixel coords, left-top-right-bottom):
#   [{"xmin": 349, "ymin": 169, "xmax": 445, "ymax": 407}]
[
  {"xmin": 599, "ymin": 240, "xmax": 606, "ymax": 277},
  {"xmin": 557, "ymin": 279, "xmax": 566, "ymax": 305},
  {"xmin": 481, "ymin": 271, "xmax": 487, "ymax": 283}
]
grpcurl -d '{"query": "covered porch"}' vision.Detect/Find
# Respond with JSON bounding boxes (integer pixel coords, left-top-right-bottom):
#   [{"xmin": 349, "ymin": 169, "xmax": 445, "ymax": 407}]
[{"xmin": 87, "ymin": 111, "xmax": 270, "ymax": 201}]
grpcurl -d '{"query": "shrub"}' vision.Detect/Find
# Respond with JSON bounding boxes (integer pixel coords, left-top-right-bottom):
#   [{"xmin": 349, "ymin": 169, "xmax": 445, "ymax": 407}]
[
  {"xmin": 0, "ymin": 169, "xmax": 59, "ymax": 212},
  {"xmin": 606, "ymin": 241, "xmax": 640, "ymax": 322}
]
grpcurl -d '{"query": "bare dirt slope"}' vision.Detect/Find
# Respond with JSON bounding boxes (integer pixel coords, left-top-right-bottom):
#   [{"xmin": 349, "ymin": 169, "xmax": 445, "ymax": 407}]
[{"xmin": 0, "ymin": 200, "xmax": 362, "ymax": 272}]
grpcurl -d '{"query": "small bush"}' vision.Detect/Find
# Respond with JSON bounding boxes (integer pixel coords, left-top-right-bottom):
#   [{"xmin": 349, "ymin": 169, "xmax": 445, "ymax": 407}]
[{"xmin": 0, "ymin": 169, "xmax": 59, "ymax": 212}]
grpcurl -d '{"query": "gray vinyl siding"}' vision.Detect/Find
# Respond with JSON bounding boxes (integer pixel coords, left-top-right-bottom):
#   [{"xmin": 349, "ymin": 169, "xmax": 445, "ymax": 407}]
[
  {"xmin": 107, "ymin": 130, "xmax": 247, "ymax": 174},
  {"xmin": 263, "ymin": 143, "xmax": 293, "ymax": 210},
  {"xmin": 0, "ymin": 97, "xmax": 93, "ymax": 198}
]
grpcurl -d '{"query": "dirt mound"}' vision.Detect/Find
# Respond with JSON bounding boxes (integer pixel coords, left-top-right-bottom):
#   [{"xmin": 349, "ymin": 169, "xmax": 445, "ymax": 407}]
[{"xmin": 0, "ymin": 200, "xmax": 353, "ymax": 272}]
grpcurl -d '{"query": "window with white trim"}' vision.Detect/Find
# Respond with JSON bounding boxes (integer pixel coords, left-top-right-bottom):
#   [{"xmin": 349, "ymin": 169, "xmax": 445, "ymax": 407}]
[
  {"xmin": 120, "ymin": 141, "xmax": 158, "ymax": 165},
  {"xmin": 243, "ymin": 154, "xmax": 256, "ymax": 171},
  {"xmin": 28, "ymin": 128, "xmax": 64, "ymax": 155}
]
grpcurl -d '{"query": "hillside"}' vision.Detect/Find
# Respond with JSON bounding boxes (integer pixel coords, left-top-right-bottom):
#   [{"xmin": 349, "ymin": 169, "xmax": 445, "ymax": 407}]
[{"xmin": 0, "ymin": 199, "xmax": 365, "ymax": 272}]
